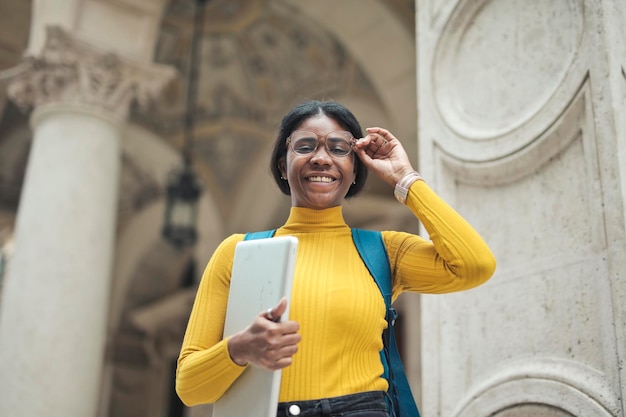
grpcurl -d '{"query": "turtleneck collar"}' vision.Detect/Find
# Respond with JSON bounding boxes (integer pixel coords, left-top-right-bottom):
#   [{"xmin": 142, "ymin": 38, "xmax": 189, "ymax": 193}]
[{"xmin": 279, "ymin": 206, "xmax": 349, "ymax": 233}]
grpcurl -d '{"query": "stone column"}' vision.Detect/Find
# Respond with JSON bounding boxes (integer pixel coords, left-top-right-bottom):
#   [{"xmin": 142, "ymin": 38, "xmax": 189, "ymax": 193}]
[{"xmin": 0, "ymin": 27, "xmax": 173, "ymax": 417}]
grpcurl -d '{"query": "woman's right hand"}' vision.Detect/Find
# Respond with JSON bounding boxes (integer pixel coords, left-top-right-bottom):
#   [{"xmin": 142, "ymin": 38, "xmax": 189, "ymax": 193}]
[
  {"xmin": 227, "ymin": 298, "xmax": 301, "ymax": 371},
  {"xmin": 354, "ymin": 127, "xmax": 416, "ymax": 188}
]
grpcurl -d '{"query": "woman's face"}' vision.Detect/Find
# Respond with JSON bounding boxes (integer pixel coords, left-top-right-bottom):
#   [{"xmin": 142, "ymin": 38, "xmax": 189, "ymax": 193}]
[{"xmin": 279, "ymin": 115, "xmax": 357, "ymax": 210}]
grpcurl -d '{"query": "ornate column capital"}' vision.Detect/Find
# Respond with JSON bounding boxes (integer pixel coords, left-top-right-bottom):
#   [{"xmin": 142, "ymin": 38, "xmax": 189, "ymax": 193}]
[{"xmin": 6, "ymin": 26, "xmax": 176, "ymax": 121}]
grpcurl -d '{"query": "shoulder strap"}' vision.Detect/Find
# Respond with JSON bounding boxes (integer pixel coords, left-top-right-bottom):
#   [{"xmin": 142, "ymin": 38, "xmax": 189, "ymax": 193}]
[
  {"xmin": 351, "ymin": 228, "xmax": 393, "ymax": 303},
  {"xmin": 244, "ymin": 230, "xmax": 276, "ymax": 240},
  {"xmin": 351, "ymin": 228, "xmax": 421, "ymax": 417}
]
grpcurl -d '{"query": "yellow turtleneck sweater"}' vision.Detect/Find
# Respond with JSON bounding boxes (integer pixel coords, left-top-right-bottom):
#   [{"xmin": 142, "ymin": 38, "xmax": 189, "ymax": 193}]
[{"xmin": 176, "ymin": 180, "xmax": 496, "ymax": 406}]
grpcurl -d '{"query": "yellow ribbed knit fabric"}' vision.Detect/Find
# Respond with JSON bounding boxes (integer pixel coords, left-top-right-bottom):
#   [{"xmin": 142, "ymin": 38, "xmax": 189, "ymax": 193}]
[{"xmin": 176, "ymin": 181, "xmax": 496, "ymax": 406}]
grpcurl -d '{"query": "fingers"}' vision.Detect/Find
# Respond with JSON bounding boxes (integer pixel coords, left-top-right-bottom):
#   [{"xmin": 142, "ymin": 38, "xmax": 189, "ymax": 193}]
[
  {"xmin": 228, "ymin": 318, "xmax": 301, "ymax": 370},
  {"xmin": 355, "ymin": 127, "xmax": 394, "ymax": 156},
  {"xmin": 248, "ymin": 320, "xmax": 300, "ymax": 370},
  {"xmin": 258, "ymin": 331, "xmax": 301, "ymax": 370},
  {"xmin": 264, "ymin": 297, "xmax": 288, "ymax": 322},
  {"xmin": 365, "ymin": 127, "xmax": 394, "ymax": 143},
  {"xmin": 230, "ymin": 301, "xmax": 300, "ymax": 370},
  {"xmin": 352, "ymin": 127, "xmax": 415, "ymax": 187},
  {"xmin": 360, "ymin": 133, "xmax": 388, "ymax": 147}
]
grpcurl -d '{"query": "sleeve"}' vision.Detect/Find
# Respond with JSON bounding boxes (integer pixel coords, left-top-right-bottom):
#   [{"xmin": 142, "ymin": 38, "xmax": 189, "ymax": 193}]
[
  {"xmin": 383, "ymin": 180, "xmax": 496, "ymax": 297},
  {"xmin": 175, "ymin": 233, "xmax": 247, "ymax": 406}
]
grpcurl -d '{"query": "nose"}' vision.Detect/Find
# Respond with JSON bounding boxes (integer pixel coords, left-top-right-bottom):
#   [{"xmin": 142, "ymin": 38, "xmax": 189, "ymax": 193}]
[{"xmin": 309, "ymin": 144, "xmax": 332, "ymax": 165}]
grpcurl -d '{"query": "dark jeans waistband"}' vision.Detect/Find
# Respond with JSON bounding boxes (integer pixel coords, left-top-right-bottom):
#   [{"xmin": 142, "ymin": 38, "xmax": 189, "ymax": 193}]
[{"xmin": 277, "ymin": 391, "xmax": 388, "ymax": 417}]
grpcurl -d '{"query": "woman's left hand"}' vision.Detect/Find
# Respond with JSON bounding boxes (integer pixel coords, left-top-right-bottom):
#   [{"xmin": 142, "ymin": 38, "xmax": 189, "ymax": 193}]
[{"xmin": 354, "ymin": 127, "xmax": 415, "ymax": 187}]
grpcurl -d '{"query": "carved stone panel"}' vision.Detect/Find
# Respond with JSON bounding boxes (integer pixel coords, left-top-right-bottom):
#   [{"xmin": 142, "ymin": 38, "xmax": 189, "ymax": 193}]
[{"xmin": 416, "ymin": 0, "xmax": 625, "ymax": 416}]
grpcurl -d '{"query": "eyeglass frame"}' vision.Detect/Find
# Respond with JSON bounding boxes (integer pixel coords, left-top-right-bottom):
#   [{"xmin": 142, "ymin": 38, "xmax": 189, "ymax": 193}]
[{"xmin": 286, "ymin": 130, "xmax": 357, "ymax": 158}]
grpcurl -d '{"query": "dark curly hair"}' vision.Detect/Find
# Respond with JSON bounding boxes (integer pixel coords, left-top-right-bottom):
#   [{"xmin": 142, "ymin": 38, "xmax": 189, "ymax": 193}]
[{"xmin": 270, "ymin": 100, "xmax": 368, "ymax": 198}]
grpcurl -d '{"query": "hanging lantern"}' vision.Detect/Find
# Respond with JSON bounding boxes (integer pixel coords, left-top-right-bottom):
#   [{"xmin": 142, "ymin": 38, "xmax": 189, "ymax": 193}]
[
  {"xmin": 162, "ymin": 162, "xmax": 202, "ymax": 248},
  {"xmin": 162, "ymin": 0, "xmax": 209, "ymax": 249}
]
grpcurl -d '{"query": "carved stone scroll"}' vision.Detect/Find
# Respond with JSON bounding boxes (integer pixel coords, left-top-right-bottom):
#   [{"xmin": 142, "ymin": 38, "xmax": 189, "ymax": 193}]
[{"xmin": 6, "ymin": 26, "xmax": 175, "ymax": 120}]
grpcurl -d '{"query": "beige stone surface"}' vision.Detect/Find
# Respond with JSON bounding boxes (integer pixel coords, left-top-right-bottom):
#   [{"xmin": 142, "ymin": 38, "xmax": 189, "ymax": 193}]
[{"xmin": 416, "ymin": 0, "xmax": 626, "ymax": 416}]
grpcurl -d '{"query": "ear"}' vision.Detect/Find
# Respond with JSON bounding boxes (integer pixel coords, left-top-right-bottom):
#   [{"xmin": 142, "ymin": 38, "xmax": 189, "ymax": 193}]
[{"xmin": 278, "ymin": 157, "xmax": 287, "ymax": 179}]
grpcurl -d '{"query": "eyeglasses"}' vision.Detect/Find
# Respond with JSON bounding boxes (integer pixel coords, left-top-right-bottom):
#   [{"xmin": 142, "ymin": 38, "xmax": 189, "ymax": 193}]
[{"xmin": 286, "ymin": 130, "xmax": 355, "ymax": 157}]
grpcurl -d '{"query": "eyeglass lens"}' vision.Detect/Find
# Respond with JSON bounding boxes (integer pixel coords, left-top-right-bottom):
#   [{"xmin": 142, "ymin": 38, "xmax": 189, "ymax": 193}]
[{"xmin": 289, "ymin": 131, "xmax": 354, "ymax": 157}]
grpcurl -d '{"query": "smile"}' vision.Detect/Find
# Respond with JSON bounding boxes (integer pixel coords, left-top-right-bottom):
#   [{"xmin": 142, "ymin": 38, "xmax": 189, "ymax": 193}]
[{"xmin": 307, "ymin": 176, "xmax": 335, "ymax": 183}]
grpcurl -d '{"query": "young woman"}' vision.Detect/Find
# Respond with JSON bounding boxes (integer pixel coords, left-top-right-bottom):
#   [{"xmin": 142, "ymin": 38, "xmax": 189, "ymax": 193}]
[{"xmin": 176, "ymin": 100, "xmax": 496, "ymax": 416}]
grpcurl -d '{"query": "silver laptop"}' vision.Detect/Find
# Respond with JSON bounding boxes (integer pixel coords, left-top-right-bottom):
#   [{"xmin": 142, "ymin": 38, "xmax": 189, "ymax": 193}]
[{"xmin": 212, "ymin": 235, "xmax": 298, "ymax": 417}]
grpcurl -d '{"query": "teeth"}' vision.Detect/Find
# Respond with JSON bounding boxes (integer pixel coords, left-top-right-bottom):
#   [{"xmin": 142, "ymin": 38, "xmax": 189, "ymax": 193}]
[{"xmin": 308, "ymin": 176, "xmax": 334, "ymax": 183}]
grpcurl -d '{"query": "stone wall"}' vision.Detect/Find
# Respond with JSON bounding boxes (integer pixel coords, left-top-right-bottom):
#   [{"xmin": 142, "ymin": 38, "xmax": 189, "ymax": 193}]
[{"xmin": 416, "ymin": 0, "xmax": 626, "ymax": 416}]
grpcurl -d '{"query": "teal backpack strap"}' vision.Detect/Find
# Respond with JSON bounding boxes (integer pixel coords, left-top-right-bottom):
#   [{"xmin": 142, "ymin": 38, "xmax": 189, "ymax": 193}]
[
  {"xmin": 351, "ymin": 228, "xmax": 421, "ymax": 417},
  {"xmin": 244, "ymin": 230, "xmax": 276, "ymax": 240}
]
